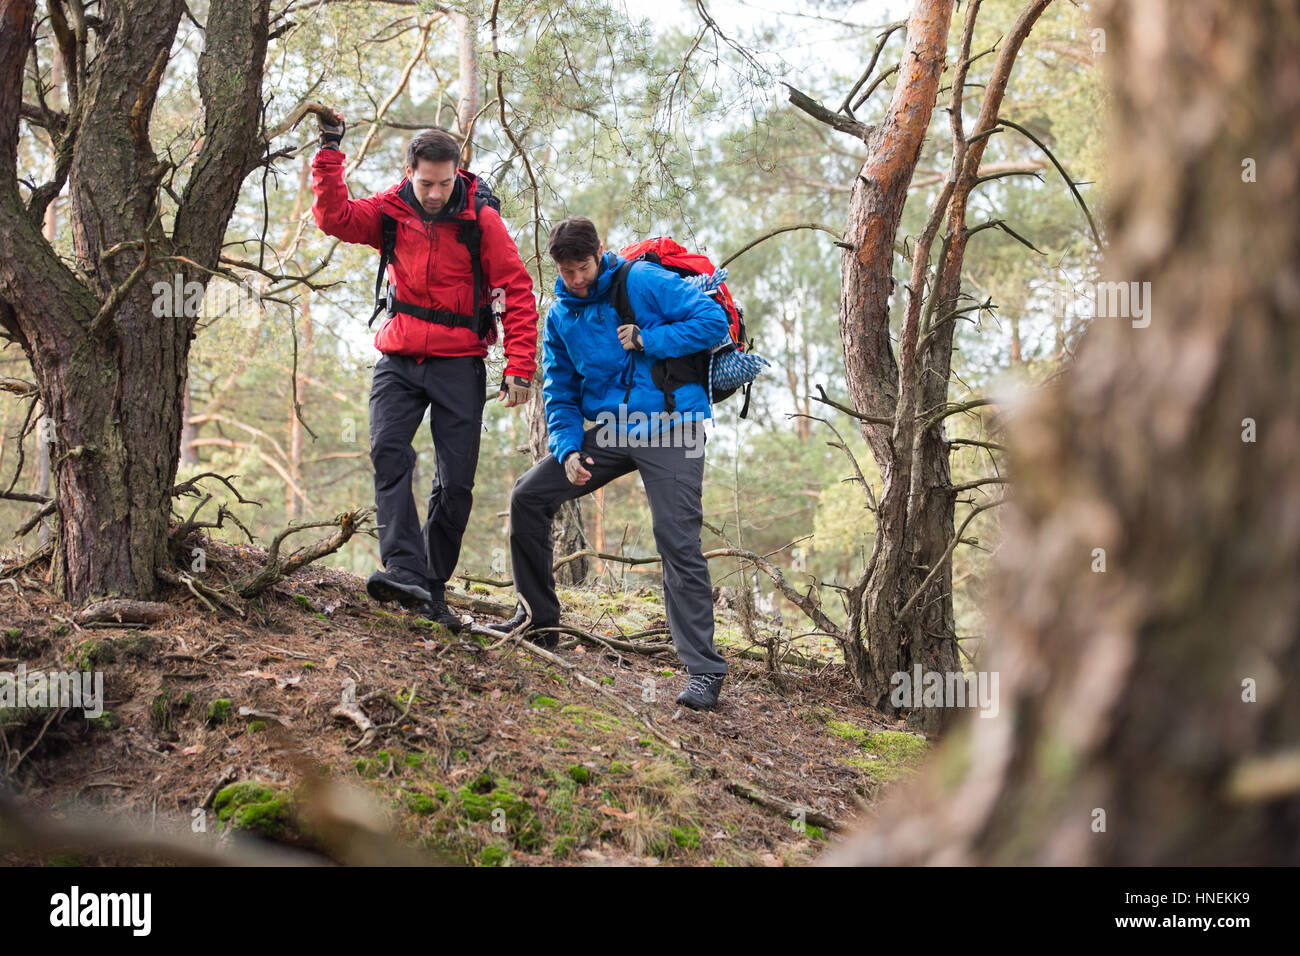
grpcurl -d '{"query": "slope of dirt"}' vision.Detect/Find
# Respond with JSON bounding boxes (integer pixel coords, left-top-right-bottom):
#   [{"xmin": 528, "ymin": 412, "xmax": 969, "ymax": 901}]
[{"xmin": 0, "ymin": 537, "xmax": 929, "ymax": 866}]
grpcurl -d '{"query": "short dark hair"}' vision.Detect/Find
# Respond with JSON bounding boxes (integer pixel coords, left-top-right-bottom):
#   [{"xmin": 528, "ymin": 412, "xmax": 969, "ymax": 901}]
[
  {"xmin": 406, "ymin": 128, "xmax": 461, "ymax": 169},
  {"xmin": 548, "ymin": 216, "xmax": 602, "ymax": 263}
]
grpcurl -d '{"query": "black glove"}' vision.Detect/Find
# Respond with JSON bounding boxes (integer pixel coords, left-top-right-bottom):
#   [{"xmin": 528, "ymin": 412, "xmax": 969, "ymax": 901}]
[{"xmin": 319, "ymin": 110, "xmax": 346, "ymax": 150}]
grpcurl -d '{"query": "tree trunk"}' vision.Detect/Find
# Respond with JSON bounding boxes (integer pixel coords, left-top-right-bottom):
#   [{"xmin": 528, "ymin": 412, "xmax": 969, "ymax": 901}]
[
  {"xmin": 841, "ymin": 0, "xmax": 1050, "ymax": 732},
  {"xmin": 838, "ymin": 0, "xmax": 955, "ymax": 723},
  {"xmin": 0, "ymin": 0, "xmax": 273, "ymax": 603},
  {"xmin": 456, "ymin": 3, "xmax": 480, "ymax": 163},
  {"xmin": 828, "ymin": 0, "xmax": 1300, "ymax": 865}
]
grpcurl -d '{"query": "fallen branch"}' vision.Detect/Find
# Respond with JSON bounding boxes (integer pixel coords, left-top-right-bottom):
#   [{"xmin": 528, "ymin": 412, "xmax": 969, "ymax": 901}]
[
  {"xmin": 74, "ymin": 600, "xmax": 173, "ymax": 626},
  {"xmin": 170, "ymin": 500, "xmax": 257, "ymax": 549},
  {"xmin": 0, "ymin": 793, "xmax": 325, "ymax": 865},
  {"xmin": 445, "ymin": 591, "xmax": 513, "ymax": 617},
  {"xmin": 199, "ymin": 766, "xmax": 239, "ymax": 810},
  {"xmin": 724, "ymin": 779, "xmax": 848, "ymax": 832},
  {"xmin": 0, "ymin": 542, "xmax": 53, "ymax": 577},
  {"xmin": 529, "ymin": 625, "xmax": 675, "ymax": 659},
  {"xmin": 156, "ymin": 568, "xmax": 246, "ymax": 618},
  {"xmin": 235, "ymin": 508, "xmax": 373, "ymax": 598}
]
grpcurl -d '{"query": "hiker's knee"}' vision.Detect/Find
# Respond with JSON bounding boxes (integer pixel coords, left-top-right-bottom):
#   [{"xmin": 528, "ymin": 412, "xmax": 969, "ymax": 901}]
[{"xmin": 370, "ymin": 439, "xmax": 416, "ymax": 486}]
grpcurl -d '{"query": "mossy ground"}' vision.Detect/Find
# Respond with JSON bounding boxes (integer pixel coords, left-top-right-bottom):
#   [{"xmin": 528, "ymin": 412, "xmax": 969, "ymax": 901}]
[
  {"xmin": 829, "ymin": 719, "xmax": 931, "ymax": 791},
  {"xmin": 0, "ymin": 539, "xmax": 926, "ymax": 867}
]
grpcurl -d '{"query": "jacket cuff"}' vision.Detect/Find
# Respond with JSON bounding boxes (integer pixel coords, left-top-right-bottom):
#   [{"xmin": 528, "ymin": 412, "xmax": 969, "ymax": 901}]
[
  {"xmin": 636, "ymin": 325, "xmax": 664, "ymax": 358},
  {"xmin": 503, "ymin": 363, "xmax": 536, "ymax": 380},
  {"xmin": 552, "ymin": 437, "xmax": 580, "ymax": 463}
]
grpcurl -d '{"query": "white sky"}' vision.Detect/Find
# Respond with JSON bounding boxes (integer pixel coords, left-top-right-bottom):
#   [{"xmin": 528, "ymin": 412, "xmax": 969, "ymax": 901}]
[{"xmin": 616, "ymin": 0, "xmax": 911, "ymax": 78}]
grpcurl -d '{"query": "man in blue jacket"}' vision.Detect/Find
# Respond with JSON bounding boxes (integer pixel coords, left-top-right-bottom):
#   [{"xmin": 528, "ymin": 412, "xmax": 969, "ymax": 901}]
[{"xmin": 487, "ymin": 217, "xmax": 729, "ymax": 710}]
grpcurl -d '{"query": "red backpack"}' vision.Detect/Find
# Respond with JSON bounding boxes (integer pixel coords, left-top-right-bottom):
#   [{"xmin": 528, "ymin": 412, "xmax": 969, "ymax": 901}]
[{"xmin": 610, "ymin": 237, "xmax": 755, "ymax": 416}]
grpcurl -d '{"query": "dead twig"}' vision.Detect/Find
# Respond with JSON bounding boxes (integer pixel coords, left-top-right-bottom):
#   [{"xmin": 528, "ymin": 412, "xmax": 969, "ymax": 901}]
[
  {"xmin": 234, "ymin": 508, "xmax": 374, "ymax": 598},
  {"xmin": 725, "ymin": 779, "xmax": 849, "ymax": 832},
  {"xmin": 330, "ymin": 678, "xmax": 377, "ymax": 749}
]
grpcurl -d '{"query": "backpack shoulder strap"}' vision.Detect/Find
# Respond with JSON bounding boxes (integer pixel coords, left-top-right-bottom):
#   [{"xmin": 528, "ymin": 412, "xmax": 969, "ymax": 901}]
[
  {"xmin": 609, "ymin": 259, "xmax": 638, "ymax": 326},
  {"xmin": 457, "ymin": 196, "xmax": 489, "ymax": 321},
  {"xmin": 369, "ymin": 213, "xmax": 399, "ymax": 329}
]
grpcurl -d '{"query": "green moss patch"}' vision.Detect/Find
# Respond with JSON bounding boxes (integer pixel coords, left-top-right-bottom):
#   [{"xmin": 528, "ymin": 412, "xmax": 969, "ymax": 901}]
[
  {"xmin": 213, "ymin": 782, "xmax": 298, "ymax": 841},
  {"xmin": 837, "ymin": 730, "xmax": 929, "ymax": 785},
  {"xmin": 456, "ymin": 772, "xmax": 544, "ymax": 851},
  {"xmin": 206, "ymin": 698, "xmax": 233, "ymax": 726},
  {"xmin": 559, "ymin": 703, "xmax": 622, "ymax": 733}
]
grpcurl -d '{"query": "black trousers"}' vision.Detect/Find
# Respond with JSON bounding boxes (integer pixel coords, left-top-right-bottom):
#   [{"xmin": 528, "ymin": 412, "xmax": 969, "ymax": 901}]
[
  {"xmin": 508, "ymin": 421, "xmax": 726, "ymax": 676},
  {"xmin": 368, "ymin": 353, "xmax": 486, "ymax": 596}
]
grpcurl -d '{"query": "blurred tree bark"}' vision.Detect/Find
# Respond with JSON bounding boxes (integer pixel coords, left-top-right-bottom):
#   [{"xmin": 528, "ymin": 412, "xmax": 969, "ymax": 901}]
[{"xmin": 827, "ymin": 0, "xmax": 1300, "ymax": 864}]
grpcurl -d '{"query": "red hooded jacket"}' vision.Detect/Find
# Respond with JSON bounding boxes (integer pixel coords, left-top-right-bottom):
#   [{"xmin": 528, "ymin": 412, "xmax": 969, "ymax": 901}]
[{"xmin": 311, "ymin": 148, "xmax": 538, "ymax": 379}]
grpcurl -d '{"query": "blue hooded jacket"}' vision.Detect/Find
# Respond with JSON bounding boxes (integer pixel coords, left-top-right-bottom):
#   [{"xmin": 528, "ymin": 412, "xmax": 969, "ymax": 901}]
[{"xmin": 543, "ymin": 250, "xmax": 730, "ymax": 463}]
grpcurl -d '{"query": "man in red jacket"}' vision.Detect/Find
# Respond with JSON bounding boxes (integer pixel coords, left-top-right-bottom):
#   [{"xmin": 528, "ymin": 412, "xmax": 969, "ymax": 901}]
[{"xmin": 311, "ymin": 115, "xmax": 538, "ymax": 633}]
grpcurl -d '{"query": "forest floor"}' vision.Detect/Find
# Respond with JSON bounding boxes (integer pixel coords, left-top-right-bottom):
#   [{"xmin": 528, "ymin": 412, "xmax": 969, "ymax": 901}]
[{"xmin": 0, "ymin": 536, "xmax": 931, "ymax": 866}]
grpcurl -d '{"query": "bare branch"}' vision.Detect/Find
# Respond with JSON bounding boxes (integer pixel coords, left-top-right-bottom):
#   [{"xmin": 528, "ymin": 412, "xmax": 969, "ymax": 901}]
[
  {"xmin": 490, "ymin": 0, "xmax": 545, "ymax": 292},
  {"xmin": 171, "ymin": 470, "xmax": 262, "ymax": 506},
  {"xmin": 811, "ymin": 384, "xmax": 894, "ymax": 426},
  {"xmin": 0, "ymin": 377, "xmax": 37, "ymax": 397},
  {"xmin": 706, "ymin": 546, "xmax": 841, "ymax": 637},
  {"xmin": 838, "ymin": 20, "xmax": 906, "ymax": 117},
  {"xmin": 994, "ymin": 116, "xmax": 1102, "ymax": 249},
  {"xmin": 345, "ymin": 15, "xmax": 438, "ymax": 177},
  {"xmin": 950, "ymin": 476, "xmax": 1009, "ymax": 494},
  {"xmin": 923, "ymin": 396, "xmax": 995, "ymax": 428},
  {"xmin": 784, "ymin": 83, "xmax": 873, "ymax": 140},
  {"xmin": 13, "ymin": 500, "xmax": 56, "ymax": 539},
  {"xmin": 850, "ymin": 63, "xmax": 899, "ymax": 113},
  {"xmin": 896, "ymin": 498, "xmax": 1004, "ymax": 621},
  {"xmin": 790, "ymin": 413, "xmax": 878, "ymax": 514},
  {"xmin": 719, "ymin": 222, "xmax": 851, "ymax": 268}
]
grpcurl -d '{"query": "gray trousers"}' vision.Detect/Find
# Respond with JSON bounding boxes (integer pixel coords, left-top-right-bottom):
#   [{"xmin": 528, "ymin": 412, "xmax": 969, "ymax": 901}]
[{"xmin": 508, "ymin": 422, "xmax": 726, "ymax": 676}]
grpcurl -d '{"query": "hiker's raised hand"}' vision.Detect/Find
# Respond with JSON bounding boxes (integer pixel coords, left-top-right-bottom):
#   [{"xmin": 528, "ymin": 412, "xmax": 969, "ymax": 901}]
[
  {"xmin": 564, "ymin": 452, "xmax": 594, "ymax": 485},
  {"xmin": 318, "ymin": 109, "xmax": 346, "ymax": 149}
]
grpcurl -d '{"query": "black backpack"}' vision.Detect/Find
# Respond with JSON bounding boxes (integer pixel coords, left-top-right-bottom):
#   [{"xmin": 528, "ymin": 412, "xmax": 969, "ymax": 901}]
[{"xmin": 368, "ymin": 176, "xmax": 501, "ymax": 338}]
